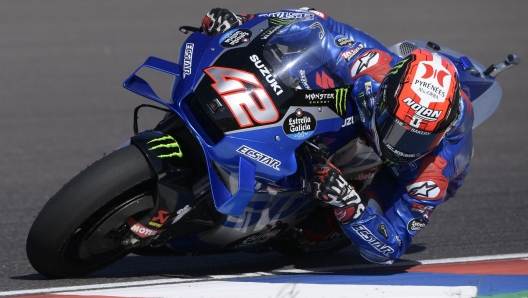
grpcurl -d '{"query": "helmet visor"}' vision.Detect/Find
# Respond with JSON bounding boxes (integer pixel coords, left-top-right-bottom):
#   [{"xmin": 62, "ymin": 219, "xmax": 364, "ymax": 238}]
[{"xmin": 375, "ymin": 109, "xmax": 445, "ymax": 160}]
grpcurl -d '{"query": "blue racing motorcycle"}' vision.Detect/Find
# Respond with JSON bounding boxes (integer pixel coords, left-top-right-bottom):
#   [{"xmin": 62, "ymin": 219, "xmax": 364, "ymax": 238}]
[{"xmin": 26, "ymin": 14, "xmax": 519, "ymax": 278}]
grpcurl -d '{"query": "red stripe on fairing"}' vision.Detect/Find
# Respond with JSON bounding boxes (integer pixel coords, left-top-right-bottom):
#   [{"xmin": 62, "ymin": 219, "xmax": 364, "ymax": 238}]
[{"xmin": 388, "ymin": 258, "xmax": 528, "ymax": 275}]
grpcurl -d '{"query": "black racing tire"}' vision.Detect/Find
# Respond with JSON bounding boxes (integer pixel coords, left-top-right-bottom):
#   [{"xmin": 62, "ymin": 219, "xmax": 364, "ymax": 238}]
[{"xmin": 26, "ymin": 145, "xmax": 156, "ymax": 278}]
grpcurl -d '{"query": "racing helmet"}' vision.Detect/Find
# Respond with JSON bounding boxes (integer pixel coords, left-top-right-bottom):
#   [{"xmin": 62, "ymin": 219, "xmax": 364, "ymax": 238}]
[{"xmin": 372, "ymin": 48, "xmax": 461, "ymax": 166}]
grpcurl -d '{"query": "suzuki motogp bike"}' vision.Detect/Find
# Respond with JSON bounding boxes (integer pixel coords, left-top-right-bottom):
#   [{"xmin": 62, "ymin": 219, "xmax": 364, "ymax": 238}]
[{"xmin": 26, "ymin": 14, "xmax": 520, "ymax": 278}]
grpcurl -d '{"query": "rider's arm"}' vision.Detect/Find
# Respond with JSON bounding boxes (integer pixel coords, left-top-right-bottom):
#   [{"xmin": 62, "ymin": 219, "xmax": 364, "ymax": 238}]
[
  {"xmin": 201, "ymin": 8, "xmax": 399, "ymax": 86},
  {"xmin": 338, "ymin": 94, "xmax": 474, "ymax": 264}
]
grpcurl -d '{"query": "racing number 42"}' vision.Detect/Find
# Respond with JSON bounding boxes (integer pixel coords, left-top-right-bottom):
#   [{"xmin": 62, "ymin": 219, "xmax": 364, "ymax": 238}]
[{"xmin": 204, "ymin": 66, "xmax": 279, "ymax": 128}]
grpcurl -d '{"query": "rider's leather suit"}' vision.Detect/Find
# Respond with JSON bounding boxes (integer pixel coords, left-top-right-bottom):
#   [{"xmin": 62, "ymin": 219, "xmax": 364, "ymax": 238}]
[{"xmin": 251, "ymin": 9, "xmax": 474, "ymax": 264}]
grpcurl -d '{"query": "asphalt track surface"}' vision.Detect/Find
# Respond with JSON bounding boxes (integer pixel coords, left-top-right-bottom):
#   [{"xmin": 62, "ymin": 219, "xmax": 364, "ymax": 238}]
[{"xmin": 0, "ymin": 0, "xmax": 527, "ymax": 293}]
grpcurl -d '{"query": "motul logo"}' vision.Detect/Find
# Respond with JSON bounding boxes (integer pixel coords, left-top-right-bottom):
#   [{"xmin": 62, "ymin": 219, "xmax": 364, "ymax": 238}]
[{"xmin": 126, "ymin": 218, "xmax": 164, "ymax": 239}]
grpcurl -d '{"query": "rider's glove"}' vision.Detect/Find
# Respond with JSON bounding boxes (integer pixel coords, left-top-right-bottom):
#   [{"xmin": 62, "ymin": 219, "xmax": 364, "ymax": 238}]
[
  {"xmin": 202, "ymin": 8, "xmax": 243, "ymax": 36},
  {"xmin": 312, "ymin": 159, "xmax": 365, "ymax": 224}
]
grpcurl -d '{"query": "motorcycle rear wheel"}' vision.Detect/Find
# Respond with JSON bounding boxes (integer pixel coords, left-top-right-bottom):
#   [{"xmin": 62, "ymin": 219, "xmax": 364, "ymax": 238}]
[{"xmin": 26, "ymin": 145, "xmax": 156, "ymax": 278}]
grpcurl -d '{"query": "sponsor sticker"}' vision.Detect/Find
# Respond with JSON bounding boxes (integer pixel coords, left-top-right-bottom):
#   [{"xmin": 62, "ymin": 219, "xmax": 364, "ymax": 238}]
[
  {"xmin": 403, "ymin": 97, "xmax": 443, "ymax": 123},
  {"xmin": 249, "ymin": 55, "xmax": 284, "ymax": 96},
  {"xmin": 236, "ymin": 145, "xmax": 281, "ymax": 171},
  {"xmin": 149, "ymin": 209, "xmax": 170, "ymax": 227},
  {"xmin": 341, "ymin": 115, "xmax": 356, "ymax": 128},
  {"xmin": 304, "ymin": 91, "xmax": 335, "ymax": 104},
  {"xmin": 260, "ymin": 24, "xmax": 283, "ymax": 40},
  {"xmin": 410, "ymin": 202, "xmax": 434, "ymax": 214},
  {"xmin": 183, "ymin": 43, "xmax": 194, "ymax": 78},
  {"xmin": 220, "ymin": 29, "xmax": 252, "ymax": 48},
  {"xmin": 411, "ymin": 59, "xmax": 451, "ymax": 104},
  {"xmin": 351, "ymin": 51, "xmax": 380, "ymax": 77},
  {"xmin": 341, "ymin": 43, "xmax": 363, "ymax": 61},
  {"xmin": 299, "ymin": 69, "xmax": 311, "ymax": 89},
  {"xmin": 310, "ymin": 10, "xmax": 328, "ymax": 19},
  {"xmin": 269, "ymin": 17, "xmax": 297, "ymax": 26},
  {"xmin": 258, "ymin": 12, "xmax": 314, "ymax": 20},
  {"xmin": 406, "ymin": 181, "xmax": 441, "ymax": 199},
  {"xmin": 377, "ymin": 223, "xmax": 389, "ymax": 239},
  {"xmin": 172, "ymin": 205, "xmax": 192, "ymax": 224},
  {"xmin": 335, "ymin": 87, "xmax": 348, "ymax": 116},
  {"xmin": 147, "ymin": 135, "xmax": 183, "ymax": 158},
  {"xmin": 315, "ymin": 70, "xmax": 335, "ymax": 89},
  {"xmin": 126, "ymin": 219, "xmax": 164, "ymax": 239},
  {"xmin": 152, "ymin": 210, "xmax": 170, "ymax": 223},
  {"xmin": 352, "ymin": 225, "xmax": 394, "ymax": 257},
  {"xmin": 283, "ymin": 108, "xmax": 316, "ymax": 140},
  {"xmin": 385, "ymin": 143, "xmax": 421, "ymax": 158},
  {"xmin": 334, "ymin": 35, "xmax": 355, "ymax": 47},
  {"xmin": 407, "ymin": 217, "xmax": 428, "ymax": 233},
  {"xmin": 232, "ymin": 221, "xmax": 287, "ymax": 248}
]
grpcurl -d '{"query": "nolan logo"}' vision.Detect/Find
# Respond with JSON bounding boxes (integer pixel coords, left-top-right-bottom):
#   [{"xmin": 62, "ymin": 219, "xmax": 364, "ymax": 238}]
[{"xmin": 402, "ymin": 97, "xmax": 442, "ymax": 122}]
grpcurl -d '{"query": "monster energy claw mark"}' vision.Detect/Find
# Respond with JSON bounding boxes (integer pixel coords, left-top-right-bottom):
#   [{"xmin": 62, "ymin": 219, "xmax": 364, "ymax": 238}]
[
  {"xmin": 387, "ymin": 58, "xmax": 409, "ymax": 75},
  {"xmin": 269, "ymin": 18, "xmax": 297, "ymax": 25},
  {"xmin": 335, "ymin": 87, "xmax": 348, "ymax": 115},
  {"xmin": 147, "ymin": 135, "xmax": 183, "ymax": 158}
]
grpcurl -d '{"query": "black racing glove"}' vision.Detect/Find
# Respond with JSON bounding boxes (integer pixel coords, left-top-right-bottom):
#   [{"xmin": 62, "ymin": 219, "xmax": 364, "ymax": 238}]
[
  {"xmin": 201, "ymin": 8, "xmax": 243, "ymax": 36},
  {"xmin": 312, "ymin": 159, "xmax": 365, "ymax": 223}
]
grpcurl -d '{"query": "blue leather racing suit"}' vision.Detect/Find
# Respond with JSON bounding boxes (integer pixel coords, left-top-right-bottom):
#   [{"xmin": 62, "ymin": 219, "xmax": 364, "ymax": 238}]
[{"xmin": 255, "ymin": 9, "xmax": 475, "ymax": 264}]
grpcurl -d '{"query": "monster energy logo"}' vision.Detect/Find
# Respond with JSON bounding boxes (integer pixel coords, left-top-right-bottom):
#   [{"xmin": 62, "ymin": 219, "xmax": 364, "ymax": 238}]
[
  {"xmin": 387, "ymin": 58, "xmax": 409, "ymax": 75},
  {"xmin": 335, "ymin": 87, "xmax": 348, "ymax": 115},
  {"xmin": 147, "ymin": 135, "xmax": 183, "ymax": 158},
  {"xmin": 269, "ymin": 18, "xmax": 297, "ymax": 25}
]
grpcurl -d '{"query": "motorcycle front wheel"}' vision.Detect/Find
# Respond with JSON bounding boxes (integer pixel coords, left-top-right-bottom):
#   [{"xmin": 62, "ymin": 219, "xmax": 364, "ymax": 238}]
[{"xmin": 26, "ymin": 145, "xmax": 156, "ymax": 278}]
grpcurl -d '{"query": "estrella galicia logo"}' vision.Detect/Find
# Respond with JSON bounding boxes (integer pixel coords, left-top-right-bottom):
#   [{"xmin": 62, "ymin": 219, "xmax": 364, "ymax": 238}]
[
  {"xmin": 407, "ymin": 217, "xmax": 428, "ymax": 234},
  {"xmin": 335, "ymin": 87, "xmax": 348, "ymax": 116},
  {"xmin": 147, "ymin": 135, "xmax": 183, "ymax": 158},
  {"xmin": 220, "ymin": 29, "xmax": 252, "ymax": 48},
  {"xmin": 334, "ymin": 35, "xmax": 355, "ymax": 47},
  {"xmin": 283, "ymin": 108, "xmax": 316, "ymax": 140}
]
